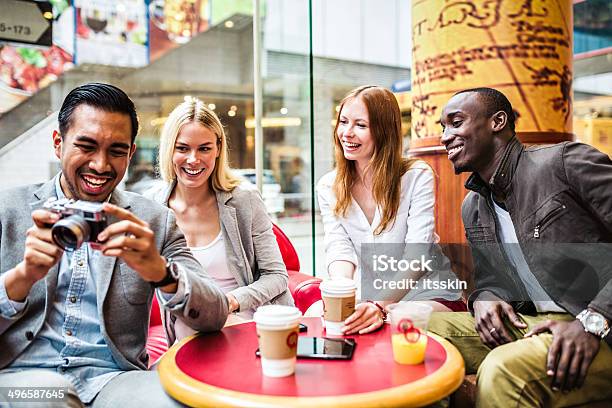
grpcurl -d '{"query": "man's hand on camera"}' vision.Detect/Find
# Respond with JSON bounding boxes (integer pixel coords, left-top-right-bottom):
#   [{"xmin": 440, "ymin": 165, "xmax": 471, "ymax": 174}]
[
  {"xmin": 97, "ymin": 203, "xmax": 173, "ymax": 292},
  {"xmin": 6, "ymin": 210, "xmax": 64, "ymax": 301}
]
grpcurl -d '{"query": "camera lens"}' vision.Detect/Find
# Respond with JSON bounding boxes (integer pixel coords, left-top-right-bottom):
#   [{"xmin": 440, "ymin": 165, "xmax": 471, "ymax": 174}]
[{"xmin": 52, "ymin": 215, "xmax": 91, "ymax": 250}]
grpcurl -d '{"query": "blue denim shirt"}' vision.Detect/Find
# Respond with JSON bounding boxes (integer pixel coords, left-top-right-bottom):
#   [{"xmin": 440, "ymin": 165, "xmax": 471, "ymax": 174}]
[
  {"xmin": 0, "ymin": 176, "xmax": 179, "ymax": 403},
  {"xmin": 2, "ymin": 177, "xmax": 121, "ymax": 402},
  {"xmin": 7, "ymin": 246, "xmax": 123, "ymax": 403}
]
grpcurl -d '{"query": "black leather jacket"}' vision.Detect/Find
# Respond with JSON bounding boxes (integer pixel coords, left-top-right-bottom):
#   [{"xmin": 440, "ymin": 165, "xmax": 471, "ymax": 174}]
[{"xmin": 462, "ymin": 137, "xmax": 612, "ymax": 343}]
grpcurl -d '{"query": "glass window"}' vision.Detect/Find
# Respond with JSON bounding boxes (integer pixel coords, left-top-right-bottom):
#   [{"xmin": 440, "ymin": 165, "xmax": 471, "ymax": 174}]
[
  {"xmin": 310, "ymin": 0, "xmax": 412, "ymax": 278},
  {"xmin": 1, "ymin": 0, "xmax": 611, "ymax": 278}
]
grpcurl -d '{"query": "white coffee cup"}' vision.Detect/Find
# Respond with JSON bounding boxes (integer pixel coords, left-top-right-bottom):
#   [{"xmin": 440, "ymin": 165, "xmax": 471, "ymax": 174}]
[
  {"xmin": 254, "ymin": 305, "xmax": 302, "ymax": 377},
  {"xmin": 320, "ymin": 278, "xmax": 357, "ymax": 335}
]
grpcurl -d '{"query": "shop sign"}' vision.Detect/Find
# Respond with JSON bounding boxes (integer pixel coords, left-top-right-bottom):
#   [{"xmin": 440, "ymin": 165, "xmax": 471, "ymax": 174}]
[{"xmin": 0, "ymin": 0, "xmax": 53, "ymax": 46}]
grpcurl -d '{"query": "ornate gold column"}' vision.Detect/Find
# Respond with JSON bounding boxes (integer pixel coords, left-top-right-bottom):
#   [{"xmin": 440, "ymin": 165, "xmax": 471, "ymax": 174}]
[{"xmin": 410, "ymin": 0, "xmax": 574, "ymax": 244}]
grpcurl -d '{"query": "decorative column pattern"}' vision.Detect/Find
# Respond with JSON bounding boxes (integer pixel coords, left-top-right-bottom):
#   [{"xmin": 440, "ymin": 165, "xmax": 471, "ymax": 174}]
[{"xmin": 409, "ymin": 0, "xmax": 574, "ymax": 245}]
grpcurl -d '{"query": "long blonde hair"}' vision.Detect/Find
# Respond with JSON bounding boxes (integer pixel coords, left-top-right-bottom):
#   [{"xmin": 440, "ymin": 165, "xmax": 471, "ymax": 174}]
[
  {"xmin": 333, "ymin": 85, "xmax": 418, "ymax": 235},
  {"xmin": 158, "ymin": 97, "xmax": 241, "ymax": 192}
]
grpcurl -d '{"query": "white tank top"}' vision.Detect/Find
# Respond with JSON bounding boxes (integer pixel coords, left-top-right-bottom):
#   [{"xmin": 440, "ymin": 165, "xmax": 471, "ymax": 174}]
[{"xmin": 190, "ymin": 231, "xmax": 239, "ymax": 293}]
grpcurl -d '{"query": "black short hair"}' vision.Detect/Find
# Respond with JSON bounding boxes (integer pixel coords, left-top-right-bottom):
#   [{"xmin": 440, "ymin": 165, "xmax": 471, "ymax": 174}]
[
  {"xmin": 454, "ymin": 87, "xmax": 516, "ymax": 134},
  {"xmin": 58, "ymin": 82, "xmax": 139, "ymax": 143}
]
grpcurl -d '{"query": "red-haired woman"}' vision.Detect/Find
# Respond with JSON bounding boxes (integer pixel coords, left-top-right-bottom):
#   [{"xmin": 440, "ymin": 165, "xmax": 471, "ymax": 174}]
[{"xmin": 317, "ymin": 86, "xmax": 463, "ymax": 335}]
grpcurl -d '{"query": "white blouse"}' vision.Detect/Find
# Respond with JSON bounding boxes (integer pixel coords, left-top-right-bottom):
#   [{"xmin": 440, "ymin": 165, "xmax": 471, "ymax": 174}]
[{"xmin": 317, "ymin": 161, "xmax": 460, "ymax": 301}]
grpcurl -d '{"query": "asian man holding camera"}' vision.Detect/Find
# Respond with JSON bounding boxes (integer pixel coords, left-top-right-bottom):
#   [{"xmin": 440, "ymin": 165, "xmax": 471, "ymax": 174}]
[{"xmin": 0, "ymin": 83, "xmax": 228, "ymax": 407}]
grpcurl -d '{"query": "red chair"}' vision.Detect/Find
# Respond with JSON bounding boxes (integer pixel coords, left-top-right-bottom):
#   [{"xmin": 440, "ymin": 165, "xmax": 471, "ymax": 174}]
[
  {"xmin": 271, "ymin": 224, "xmax": 322, "ymax": 314},
  {"xmin": 146, "ymin": 301, "xmax": 167, "ymax": 367},
  {"xmin": 146, "ymin": 224, "xmax": 322, "ymax": 366}
]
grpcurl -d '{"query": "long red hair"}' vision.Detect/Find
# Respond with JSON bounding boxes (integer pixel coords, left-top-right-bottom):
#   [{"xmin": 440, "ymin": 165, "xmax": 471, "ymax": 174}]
[{"xmin": 332, "ymin": 85, "xmax": 419, "ymax": 235}]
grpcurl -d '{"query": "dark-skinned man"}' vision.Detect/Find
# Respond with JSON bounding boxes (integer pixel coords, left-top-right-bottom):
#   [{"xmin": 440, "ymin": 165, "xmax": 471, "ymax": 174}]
[{"xmin": 429, "ymin": 87, "xmax": 611, "ymax": 407}]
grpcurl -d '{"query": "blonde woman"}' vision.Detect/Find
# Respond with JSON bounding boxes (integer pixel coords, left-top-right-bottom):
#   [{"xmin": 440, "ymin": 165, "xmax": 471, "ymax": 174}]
[
  {"xmin": 317, "ymin": 86, "xmax": 463, "ymax": 335},
  {"xmin": 146, "ymin": 97, "xmax": 293, "ymax": 340}
]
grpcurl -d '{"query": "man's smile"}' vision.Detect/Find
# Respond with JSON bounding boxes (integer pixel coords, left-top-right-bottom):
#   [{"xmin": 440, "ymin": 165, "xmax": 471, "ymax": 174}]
[
  {"xmin": 446, "ymin": 144, "xmax": 464, "ymax": 161},
  {"xmin": 79, "ymin": 172, "xmax": 114, "ymax": 195}
]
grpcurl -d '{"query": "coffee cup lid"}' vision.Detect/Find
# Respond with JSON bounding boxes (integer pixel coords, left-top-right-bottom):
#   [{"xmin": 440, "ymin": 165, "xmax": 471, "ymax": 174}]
[
  {"xmin": 254, "ymin": 305, "xmax": 302, "ymax": 327},
  {"xmin": 320, "ymin": 278, "xmax": 356, "ymax": 295}
]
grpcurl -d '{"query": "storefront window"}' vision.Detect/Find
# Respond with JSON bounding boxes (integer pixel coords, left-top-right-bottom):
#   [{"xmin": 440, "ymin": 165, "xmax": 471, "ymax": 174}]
[{"xmin": 0, "ymin": 0, "xmax": 611, "ymax": 277}]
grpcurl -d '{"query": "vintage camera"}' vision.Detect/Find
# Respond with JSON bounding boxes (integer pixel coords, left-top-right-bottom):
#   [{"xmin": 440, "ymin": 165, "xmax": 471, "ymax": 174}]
[{"xmin": 43, "ymin": 198, "xmax": 108, "ymax": 250}]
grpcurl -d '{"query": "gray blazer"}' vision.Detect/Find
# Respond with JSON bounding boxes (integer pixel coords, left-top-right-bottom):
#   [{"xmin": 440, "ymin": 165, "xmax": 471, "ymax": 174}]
[
  {"xmin": 147, "ymin": 181, "xmax": 293, "ymax": 332},
  {"xmin": 0, "ymin": 178, "xmax": 229, "ymax": 370}
]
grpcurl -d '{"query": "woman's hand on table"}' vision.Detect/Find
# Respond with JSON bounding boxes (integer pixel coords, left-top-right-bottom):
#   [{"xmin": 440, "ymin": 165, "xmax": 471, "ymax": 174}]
[
  {"xmin": 342, "ymin": 302, "xmax": 385, "ymax": 335},
  {"xmin": 226, "ymin": 293, "xmax": 240, "ymax": 313},
  {"xmin": 224, "ymin": 313, "xmax": 250, "ymax": 327}
]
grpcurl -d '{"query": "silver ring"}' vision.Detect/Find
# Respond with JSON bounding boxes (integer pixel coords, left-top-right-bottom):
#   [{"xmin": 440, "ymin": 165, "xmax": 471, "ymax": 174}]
[{"xmin": 489, "ymin": 327, "xmax": 496, "ymax": 333}]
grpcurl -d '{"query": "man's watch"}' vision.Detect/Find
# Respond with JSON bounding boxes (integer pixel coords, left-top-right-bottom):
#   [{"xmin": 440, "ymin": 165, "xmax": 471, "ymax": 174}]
[
  {"xmin": 151, "ymin": 258, "xmax": 180, "ymax": 288},
  {"xmin": 576, "ymin": 309, "xmax": 610, "ymax": 339}
]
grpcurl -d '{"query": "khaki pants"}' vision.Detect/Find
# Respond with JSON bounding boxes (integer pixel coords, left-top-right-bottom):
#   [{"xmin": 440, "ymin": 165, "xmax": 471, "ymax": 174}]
[{"xmin": 429, "ymin": 312, "xmax": 612, "ymax": 408}]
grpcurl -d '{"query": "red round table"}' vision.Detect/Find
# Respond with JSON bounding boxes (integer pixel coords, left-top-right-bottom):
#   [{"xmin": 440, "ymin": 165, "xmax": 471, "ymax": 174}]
[{"xmin": 158, "ymin": 317, "xmax": 464, "ymax": 407}]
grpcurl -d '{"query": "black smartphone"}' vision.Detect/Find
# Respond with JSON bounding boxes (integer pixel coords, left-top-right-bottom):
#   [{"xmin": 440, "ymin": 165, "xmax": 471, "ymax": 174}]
[{"xmin": 255, "ymin": 336, "xmax": 356, "ymax": 360}]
